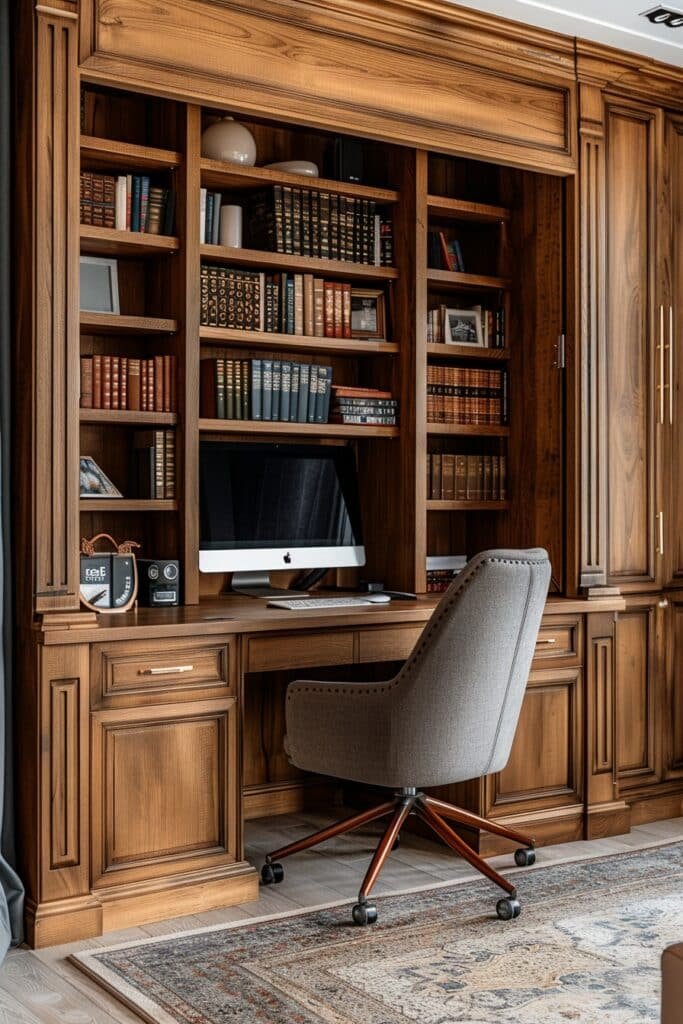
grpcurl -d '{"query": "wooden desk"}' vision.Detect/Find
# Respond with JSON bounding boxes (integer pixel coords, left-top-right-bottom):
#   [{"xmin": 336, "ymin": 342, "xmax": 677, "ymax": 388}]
[{"xmin": 25, "ymin": 592, "xmax": 624, "ymax": 947}]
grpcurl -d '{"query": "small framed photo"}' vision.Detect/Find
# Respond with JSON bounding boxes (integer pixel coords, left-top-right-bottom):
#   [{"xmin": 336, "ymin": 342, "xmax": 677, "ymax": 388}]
[
  {"xmin": 80, "ymin": 256, "xmax": 120, "ymax": 314},
  {"xmin": 80, "ymin": 456, "xmax": 122, "ymax": 498},
  {"xmin": 443, "ymin": 308, "xmax": 483, "ymax": 347},
  {"xmin": 351, "ymin": 288, "xmax": 386, "ymax": 340}
]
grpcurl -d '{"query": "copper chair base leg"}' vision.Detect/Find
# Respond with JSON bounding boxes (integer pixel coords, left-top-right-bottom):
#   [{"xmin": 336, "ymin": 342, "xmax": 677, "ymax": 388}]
[
  {"xmin": 265, "ymin": 800, "xmax": 396, "ymax": 865},
  {"xmin": 357, "ymin": 796, "xmax": 414, "ymax": 902},
  {"xmin": 416, "ymin": 800, "xmax": 516, "ymax": 896},
  {"xmin": 424, "ymin": 795, "xmax": 535, "ymax": 850}
]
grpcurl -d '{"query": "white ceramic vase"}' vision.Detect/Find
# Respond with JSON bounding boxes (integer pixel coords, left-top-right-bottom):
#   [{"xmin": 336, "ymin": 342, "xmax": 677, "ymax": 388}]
[{"xmin": 201, "ymin": 117, "xmax": 257, "ymax": 165}]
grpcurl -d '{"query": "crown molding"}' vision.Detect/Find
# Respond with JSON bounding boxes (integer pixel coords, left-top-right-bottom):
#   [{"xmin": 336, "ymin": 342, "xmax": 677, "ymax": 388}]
[{"xmin": 576, "ymin": 38, "xmax": 683, "ymax": 106}]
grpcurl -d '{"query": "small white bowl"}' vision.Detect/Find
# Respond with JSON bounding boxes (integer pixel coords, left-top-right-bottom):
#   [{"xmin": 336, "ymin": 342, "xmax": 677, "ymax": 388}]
[{"xmin": 264, "ymin": 160, "xmax": 319, "ymax": 177}]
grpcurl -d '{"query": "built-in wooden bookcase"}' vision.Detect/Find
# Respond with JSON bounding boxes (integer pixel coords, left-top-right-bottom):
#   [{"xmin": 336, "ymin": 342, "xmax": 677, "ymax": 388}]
[{"xmin": 76, "ymin": 84, "xmax": 566, "ymax": 602}]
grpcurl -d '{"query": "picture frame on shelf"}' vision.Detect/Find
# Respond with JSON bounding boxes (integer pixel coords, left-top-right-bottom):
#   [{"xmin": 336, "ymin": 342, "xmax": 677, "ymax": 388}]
[
  {"xmin": 443, "ymin": 308, "xmax": 483, "ymax": 347},
  {"xmin": 80, "ymin": 255, "xmax": 120, "ymax": 314},
  {"xmin": 351, "ymin": 288, "xmax": 386, "ymax": 339},
  {"xmin": 80, "ymin": 456, "xmax": 122, "ymax": 498}
]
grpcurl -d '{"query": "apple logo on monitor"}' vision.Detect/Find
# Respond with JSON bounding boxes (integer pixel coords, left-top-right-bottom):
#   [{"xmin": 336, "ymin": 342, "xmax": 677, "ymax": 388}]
[{"xmin": 283, "ymin": 553, "xmax": 292, "ymax": 564}]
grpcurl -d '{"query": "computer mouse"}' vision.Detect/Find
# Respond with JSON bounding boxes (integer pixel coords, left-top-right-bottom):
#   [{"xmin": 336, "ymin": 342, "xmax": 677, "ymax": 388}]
[{"xmin": 367, "ymin": 592, "xmax": 392, "ymax": 603}]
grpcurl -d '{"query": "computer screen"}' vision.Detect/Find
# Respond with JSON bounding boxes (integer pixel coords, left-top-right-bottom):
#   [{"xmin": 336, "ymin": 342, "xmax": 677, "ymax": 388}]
[{"xmin": 199, "ymin": 441, "xmax": 365, "ymax": 573}]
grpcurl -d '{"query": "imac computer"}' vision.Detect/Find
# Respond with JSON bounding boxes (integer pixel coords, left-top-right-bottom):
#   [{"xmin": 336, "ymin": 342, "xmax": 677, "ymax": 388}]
[{"xmin": 199, "ymin": 441, "xmax": 366, "ymax": 597}]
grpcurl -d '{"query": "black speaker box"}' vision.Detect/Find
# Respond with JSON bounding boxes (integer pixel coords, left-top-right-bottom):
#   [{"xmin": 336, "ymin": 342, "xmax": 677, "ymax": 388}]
[
  {"xmin": 137, "ymin": 559, "xmax": 181, "ymax": 606},
  {"xmin": 325, "ymin": 137, "xmax": 364, "ymax": 184}
]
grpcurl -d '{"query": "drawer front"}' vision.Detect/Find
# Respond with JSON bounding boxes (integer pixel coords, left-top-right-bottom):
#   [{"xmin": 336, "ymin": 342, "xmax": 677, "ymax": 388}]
[
  {"xmin": 91, "ymin": 637, "xmax": 236, "ymax": 708},
  {"xmin": 246, "ymin": 631, "xmax": 354, "ymax": 673},
  {"xmin": 533, "ymin": 617, "xmax": 581, "ymax": 665},
  {"xmin": 357, "ymin": 625, "xmax": 424, "ymax": 664}
]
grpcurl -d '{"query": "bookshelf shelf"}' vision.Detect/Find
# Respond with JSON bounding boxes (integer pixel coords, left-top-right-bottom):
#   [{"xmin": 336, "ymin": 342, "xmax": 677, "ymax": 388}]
[
  {"xmin": 80, "ymin": 312, "xmax": 178, "ymax": 336},
  {"xmin": 427, "ymin": 269, "xmax": 510, "ymax": 292},
  {"xmin": 80, "ymin": 226, "xmax": 180, "ymax": 258},
  {"xmin": 79, "ymin": 498, "xmax": 178, "ymax": 511},
  {"xmin": 80, "ymin": 136, "xmax": 182, "ymax": 171},
  {"xmin": 199, "ymin": 158, "xmax": 400, "ymax": 204},
  {"xmin": 199, "ymin": 326, "xmax": 399, "ymax": 356},
  {"xmin": 426, "ymin": 499, "xmax": 511, "ymax": 511},
  {"xmin": 80, "ymin": 409, "xmax": 178, "ymax": 426},
  {"xmin": 426, "ymin": 423, "xmax": 510, "ymax": 437},
  {"xmin": 199, "ymin": 418, "xmax": 399, "ymax": 439},
  {"xmin": 427, "ymin": 196, "xmax": 511, "ymax": 223},
  {"xmin": 426, "ymin": 343, "xmax": 510, "ymax": 361},
  {"xmin": 199, "ymin": 245, "xmax": 398, "ymax": 281}
]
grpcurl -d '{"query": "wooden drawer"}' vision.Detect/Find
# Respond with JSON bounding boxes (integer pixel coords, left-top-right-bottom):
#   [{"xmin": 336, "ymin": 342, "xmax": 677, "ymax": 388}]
[
  {"xmin": 245, "ymin": 631, "xmax": 354, "ymax": 673},
  {"xmin": 91, "ymin": 637, "xmax": 236, "ymax": 709},
  {"xmin": 533, "ymin": 617, "xmax": 581, "ymax": 665},
  {"xmin": 357, "ymin": 625, "xmax": 424, "ymax": 664}
]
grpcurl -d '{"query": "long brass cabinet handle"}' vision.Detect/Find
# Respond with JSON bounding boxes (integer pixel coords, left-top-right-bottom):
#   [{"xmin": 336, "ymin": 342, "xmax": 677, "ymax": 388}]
[
  {"xmin": 138, "ymin": 665, "xmax": 195, "ymax": 675},
  {"xmin": 656, "ymin": 512, "xmax": 664, "ymax": 557},
  {"xmin": 536, "ymin": 637, "xmax": 557, "ymax": 645}
]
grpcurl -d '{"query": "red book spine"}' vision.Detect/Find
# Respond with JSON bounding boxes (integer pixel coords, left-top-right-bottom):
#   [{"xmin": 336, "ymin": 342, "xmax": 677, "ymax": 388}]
[
  {"xmin": 154, "ymin": 355, "xmax": 164, "ymax": 412},
  {"xmin": 163, "ymin": 355, "xmax": 171, "ymax": 413},
  {"xmin": 111, "ymin": 356, "xmax": 120, "ymax": 410},
  {"xmin": 323, "ymin": 282, "xmax": 335, "ymax": 338},
  {"xmin": 120, "ymin": 356, "xmax": 128, "ymax": 410},
  {"xmin": 92, "ymin": 354, "xmax": 102, "ymax": 408},
  {"xmin": 102, "ymin": 355, "xmax": 112, "ymax": 410},
  {"xmin": 141, "ymin": 361, "xmax": 148, "ymax": 411}
]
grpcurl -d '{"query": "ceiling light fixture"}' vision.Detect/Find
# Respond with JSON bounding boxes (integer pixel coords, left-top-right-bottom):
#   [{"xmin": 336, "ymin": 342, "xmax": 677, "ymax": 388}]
[{"xmin": 640, "ymin": 6, "xmax": 683, "ymax": 27}]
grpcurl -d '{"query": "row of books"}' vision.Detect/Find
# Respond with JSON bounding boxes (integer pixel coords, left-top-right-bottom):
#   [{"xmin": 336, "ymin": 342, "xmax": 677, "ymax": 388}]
[
  {"xmin": 200, "ymin": 265, "xmax": 365, "ymax": 338},
  {"xmin": 133, "ymin": 430, "xmax": 175, "ymax": 499},
  {"xmin": 427, "ymin": 305, "xmax": 506, "ymax": 347},
  {"xmin": 79, "ymin": 355, "xmax": 177, "ymax": 412},
  {"xmin": 428, "ymin": 230, "xmax": 465, "ymax": 272},
  {"xmin": 332, "ymin": 387, "xmax": 398, "ymax": 426},
  {"xmin": 427, "ymin": 453, "xmax": 507, "ymax": 501},
  {"xmin": 80, "ymin": 172, "xmax": 175, "ymax": 234},
  {"xmin": 427, "ymin": 366, "xmax": 508, "ymax": 425},
  {"xmin": 200, "ymin": 358, "xmax": 333, "ymax": 423},
  {"xmin": 245, "ymin": 187, "xmax": 393, "ymax": 265},
  {"xmin": 426, "ymin": 570, "xmax": 459, "ymax": 594}
]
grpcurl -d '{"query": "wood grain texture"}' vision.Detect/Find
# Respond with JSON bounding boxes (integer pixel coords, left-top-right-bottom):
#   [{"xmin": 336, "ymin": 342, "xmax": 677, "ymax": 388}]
[
  {"xmin": 663, "ymin": 116, "xmax": 683, "ymax": 587},
  {"xmin": 615, "ymin": 597, "xmax": 660, "ymax": 791},
  {"xmin": 79, "ymin": 0, "xmax": 575, "ymax": 173},
  {"xmin": 605, "ymin": 101, "xmax": 659, "ymax": 589}
]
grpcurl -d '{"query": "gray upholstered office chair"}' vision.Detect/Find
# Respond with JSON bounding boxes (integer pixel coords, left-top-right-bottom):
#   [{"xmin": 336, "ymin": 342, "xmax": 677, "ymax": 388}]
[{"xmin": 261, "ymin": 548, "xmax": 551, "ymax": 925}]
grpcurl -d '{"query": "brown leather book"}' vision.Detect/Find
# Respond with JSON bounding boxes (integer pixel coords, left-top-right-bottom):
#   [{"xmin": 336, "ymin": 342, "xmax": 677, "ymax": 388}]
[
  {"xmin": 154, "ymin": 355, "xmax": 164, "ymax": 413},
  {"xmin": 333, "ymin": 282, "xmax": 343, "ymax": 339},
  {"xmin": 147, "ymin": 359, "xmax": 155, "ymax": 412},
  {"xmin": 92, "ymin": 354, "xmax": 102, "ymax": 409},
  {"xmin": 164, "ymin": 431, "xmax": 175, "ymax": 499},
  {"xmin": 102, "ymin": 355, "xmax": 112, "ymax": 410},
  {"xmin": 80, "ymin": 357, "xmax": 93, "ymax": 408},
  {"xmin": 455, "ymin": 455, "xmax": 467, "ymax": 500},
  {"xmin": 313, "ymin": 277, "xmax": 325, "ymax": 337},
  {"xmin": 120, "ymin": 356, "xmax": 128, "ymax": 410},
  {"xmin": 342, "ymin": 283, "xmax": 352, "ymax": 339},
  {"xmin": 430, "ymin": 453, "xmax": 442, "ymax": 501},
  {"xmin": 141, "ymin": 361, "xmax": 148, "ymax": 411},
  {"xmin": 303, "ymin": 273, "xmax": 315, "ymax": 336},
  {"xmin": 127, "ymin": 358, "xmax": 141, "ymax": 411},
  {"xmin": 109, "ymin": 356, "xmax": 118, "ymax": 410},
  {"xmin": 442, "ymin": 454, "xmax": 455, "ymax": 500},
  {"xmin": 163, "ymin": 355, "xmax": 171, "ymax": 413},
  {"xmin": 324, "ymin": 282, "xmax": 335, "ymax": 338}
]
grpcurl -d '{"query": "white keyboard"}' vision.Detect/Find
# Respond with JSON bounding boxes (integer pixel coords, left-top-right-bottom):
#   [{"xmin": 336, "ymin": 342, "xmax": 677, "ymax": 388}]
[{"xmin": 267, "ymin": 597, "xmax": 377, "ymax": 611}]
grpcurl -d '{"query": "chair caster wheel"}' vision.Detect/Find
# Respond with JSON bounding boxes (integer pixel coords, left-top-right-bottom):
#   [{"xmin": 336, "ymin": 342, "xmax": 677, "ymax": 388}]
[
  {"xmin": 496, "ymin": 896, "xmax": 521, "ymax": 920},
  {"xmin": 352, "ymin": 902, "xmax": 378, "ymax": 926},
  {"xmin": 514, "ymin": 847, "xmax": 535, "ymax": 867},
  {"xmin": 392, "ymin": 835, "xmax": 401, "ymax": 850},
  {"xmin": 261, "ymin": 862, "xmax": 284, "ymax": 885}
]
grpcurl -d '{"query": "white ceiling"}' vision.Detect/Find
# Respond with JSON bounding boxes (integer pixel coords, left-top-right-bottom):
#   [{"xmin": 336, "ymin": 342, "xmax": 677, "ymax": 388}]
[{"xmin": 449, "ymin": 1, "xmax": 683, "ymax": 66}]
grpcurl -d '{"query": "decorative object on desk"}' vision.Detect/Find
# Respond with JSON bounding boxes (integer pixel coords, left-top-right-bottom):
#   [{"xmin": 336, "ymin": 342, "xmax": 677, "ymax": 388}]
[
  {"xmin": 80, "ymin": 455, "xmax": 122, "ymax": 498},
  {"xmin": 263, "ymin": 160, "xmax": 319, "ymax": 177},
  {"xmin": 79, "ymin": 256, "xmax": 119, "ymax": 314},
  {"xmin": 137, "ymin": 559, "xmax": 180, "ymax": 607},
  {"xmin": 201, "ymin": 116, "xmax": 256, "ymax": 165},
  {"xmin": 219, "ymin": 204, "xmax": 243, "ymax": 247},
  {"xmin": 71, "ymin": 841, "xmax": 682, "ymax": 1024},
  {"xmin": 350, "ymin": 288, "xmax": 386, "ymax": 339},
  {"xmin": 79, "ymin": 533, "xmax": 139, "ymax": 613},
  {"xmin": 443, "ymin": 308, "xmax": 483, "ymax": 346}
]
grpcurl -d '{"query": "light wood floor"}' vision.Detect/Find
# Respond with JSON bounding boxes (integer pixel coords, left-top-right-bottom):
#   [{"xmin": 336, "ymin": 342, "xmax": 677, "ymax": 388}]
[{"xmin": 2, "ymin": 813, "xmax": 683, "ymax": 1023}]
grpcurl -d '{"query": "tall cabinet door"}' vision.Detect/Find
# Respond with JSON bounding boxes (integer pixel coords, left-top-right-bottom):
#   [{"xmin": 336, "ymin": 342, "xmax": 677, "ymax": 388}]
[
  {"xmin": 604, "ymin": 100, "xmax": 663, "ymax": 592},
  {"xmin": 664, "ymin": 116, "xmax": 683, "ymax": 588}
]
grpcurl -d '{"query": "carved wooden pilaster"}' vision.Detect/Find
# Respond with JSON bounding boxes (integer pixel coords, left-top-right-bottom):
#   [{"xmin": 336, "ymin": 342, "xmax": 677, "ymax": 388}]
[
  {"xmin": 579, "ymin": 84, "xmax": 609, "ymax": 592},
  {"xmin": 32, "ymin": 2, "xmax": 80, "ymax": 614}
]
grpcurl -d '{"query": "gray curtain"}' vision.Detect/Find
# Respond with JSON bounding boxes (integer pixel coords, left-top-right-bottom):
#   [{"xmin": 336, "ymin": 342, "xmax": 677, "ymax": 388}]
[{"xmin": 0, "ymin": 0, "xmax": 25, "ymax": 956}]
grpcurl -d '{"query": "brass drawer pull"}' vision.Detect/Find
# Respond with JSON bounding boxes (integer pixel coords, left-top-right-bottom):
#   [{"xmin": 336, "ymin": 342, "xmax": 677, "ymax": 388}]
[
  {"xmin": 536, "ymin": 638, "xmax": 557, "ymax": 645},
  {"xmin": 138, "ymin": 664, "xmax": 195, "ymax": 676}
]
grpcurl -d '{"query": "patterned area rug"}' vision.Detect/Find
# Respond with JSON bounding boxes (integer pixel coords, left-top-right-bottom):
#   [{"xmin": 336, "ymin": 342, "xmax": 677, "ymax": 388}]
[{"xmin": 72, "ymin": 842, "xmax": 683, "ymax": 1024}]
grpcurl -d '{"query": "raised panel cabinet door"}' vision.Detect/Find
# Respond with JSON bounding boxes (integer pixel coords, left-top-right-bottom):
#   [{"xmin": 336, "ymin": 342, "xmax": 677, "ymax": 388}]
[
  {"xmin": 664, "ymin": 116, "xmax": 683, "ymax": 586},
  {"xmin": 604, "ymin": 102, "xmax": 661, "ymax": 590},
  {"xmin": 91, "ymin": 698, "xmax": 239, "ymax": 888},
  {"xmin": 615, "ymin": 596, "xmax": 662, "ymax": 791},
  {"xmin": 663, "ymin": 594, "xmax": 683, "ymax": 781},
  {"xmin": 487, "ymin": 666, "xmax": 583, "ymax": 817}
]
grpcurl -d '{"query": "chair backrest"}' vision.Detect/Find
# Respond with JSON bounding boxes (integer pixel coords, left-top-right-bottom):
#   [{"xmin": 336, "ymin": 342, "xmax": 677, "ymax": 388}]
[{"xmin": 388, "ymin": 549, "xmax": 550, "ymax": 788}]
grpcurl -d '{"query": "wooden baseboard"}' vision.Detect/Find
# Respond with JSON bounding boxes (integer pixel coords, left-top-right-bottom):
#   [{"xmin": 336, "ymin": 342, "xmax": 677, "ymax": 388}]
[
  {"xmin": 584, "ymin": 800, "xmax": 631, "ymax": 840},
  {"xmin": 244, "ymin": 780, "xmax": 340, "ymax": 820},
  {"xmin": 478, "ymin": 805, "xmax": 584, "ymax": 856},
  {"xmin": 24, "ymin": 863, "xmax": 259, "ymax": 949},
  {"xmin": 628, "ymin": 790, "xmax": 683, "ymax": 827}
]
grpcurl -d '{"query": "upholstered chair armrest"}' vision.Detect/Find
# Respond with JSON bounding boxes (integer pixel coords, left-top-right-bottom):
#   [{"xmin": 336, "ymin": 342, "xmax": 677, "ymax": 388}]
[{"xmin": 285, "ymin": 678, "xmax": 394, "ymax": 786}]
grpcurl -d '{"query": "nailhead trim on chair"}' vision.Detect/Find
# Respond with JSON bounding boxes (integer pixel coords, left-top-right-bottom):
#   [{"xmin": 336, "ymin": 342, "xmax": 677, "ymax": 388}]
[{"xmin": 287, "ymin": 553, "xmax": 547, "ymax": 700}]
